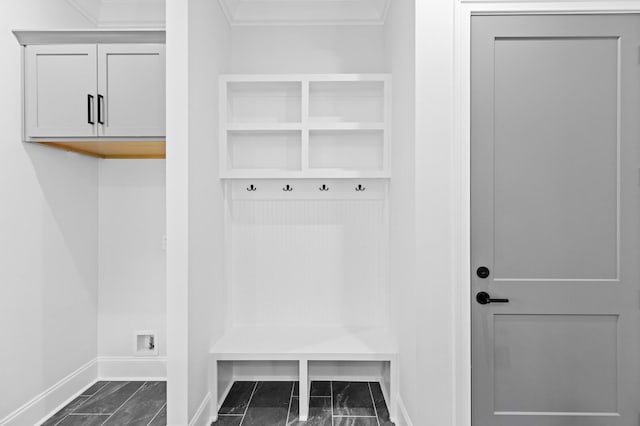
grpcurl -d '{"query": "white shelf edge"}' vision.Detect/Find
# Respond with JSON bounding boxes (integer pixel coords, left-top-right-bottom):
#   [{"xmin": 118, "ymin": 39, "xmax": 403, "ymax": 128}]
[
  {"xmin": 220, "ymin": 171, "xmax": 391, "ymax": 179},
  {"xmin": 226, "ymin": 123, "xmax": 303, "ymax": 131},
  {"xmin": 220, "ymin": 73, "xmax": 391, "ymax": 83},
  {"xmin": 307, "ymin": 122, "xmax": 385, "ymax": 131},
  {"xmin": 230, "ymin": 194, "xmax": 387, "ymax": 201},
  {"xmin": 225, "ymin": 123, "xmax": 384, "ymax": 131}
]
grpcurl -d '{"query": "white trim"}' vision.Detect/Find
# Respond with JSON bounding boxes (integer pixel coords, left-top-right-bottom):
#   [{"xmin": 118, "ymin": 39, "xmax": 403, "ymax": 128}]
[
  {"xmin": 453, "ymin": 3, "xmax": 640, "ymax": 426},
  {"xmin": 165, "ymin": 0, "xmax": 191, "ymax": 423},
  {"xmin": 395, "ymin": 395, "xmax": 414, "ymax": 426},
  {"xmin": 217, "ymin": 380, "xmax": 235, "ymax": 411},
  {"xmin": 97, "ymin": 356, "xmax": 167, "ymax": 381},
  {"xmin": 0, "ymin": 359, "xmax": 97, "ymax": 426},
  {"xmin": 12, "ymin": 29, "xmax": 166, "ymax": 46},
  {"xmin": 188, "ymin": 392, "xmax": 212, "ymax": 426},
  {"xmin": 494, "ymin": 411, "xmax": 620, "ymax": 417}
]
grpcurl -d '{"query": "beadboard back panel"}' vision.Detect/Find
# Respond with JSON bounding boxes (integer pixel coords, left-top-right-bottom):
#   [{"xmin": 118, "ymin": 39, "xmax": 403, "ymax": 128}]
[{"xmin": 228, "ymin": 180, "xmax": 389, "ymax": 327}]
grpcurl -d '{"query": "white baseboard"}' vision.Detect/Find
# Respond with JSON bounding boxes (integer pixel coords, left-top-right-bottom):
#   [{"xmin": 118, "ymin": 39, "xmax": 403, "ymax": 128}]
[
  {"xmin": 217, "ymin": 380, "xmax": 235, "ymax": 411},
  {"xmin": 395, "ymin": 395, "xmax": 414, "ymax": 426},
  {"xmin": 97, "ymin": 356, "xmax": 167, "ymax": 381},
  {"xmin": 0, "ymin": 359, "xmax": 97, "ymax": 426},
  {"xmin": 189, "ymin": 392, "xmax": 212, "ymax": 426}
]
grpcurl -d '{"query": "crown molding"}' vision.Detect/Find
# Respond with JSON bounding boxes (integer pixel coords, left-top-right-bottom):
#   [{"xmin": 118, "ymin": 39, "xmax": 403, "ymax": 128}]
[{"xmin": 13, "ymin": 28, "xmax": 165, "ymax": 45}]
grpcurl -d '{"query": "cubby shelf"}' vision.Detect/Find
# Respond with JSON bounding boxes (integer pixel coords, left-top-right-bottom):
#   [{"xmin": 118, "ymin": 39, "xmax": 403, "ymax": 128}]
[
  {"xmin": 210, "ymin": 326, "xmax": 398, "ymax": 422},
  {"xmin": 220, "ymin": 74, "xmax": 391, "ymax": 179}
]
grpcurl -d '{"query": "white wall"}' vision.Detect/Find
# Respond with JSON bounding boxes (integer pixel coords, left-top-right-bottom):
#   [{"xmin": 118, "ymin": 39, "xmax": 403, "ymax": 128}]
[
  {"xmin": 0, "ymin": 0, "xmax": 98, "ymax": 421},
  {"xmin": 98, "ymin": 160, "xmax": 166, "ymax": 360},
  {"xmin": 385, "ymin": 0, "xmax": 418, "ymax": 423},
  {"xmin": 230, "ymin": 25, "xmax": 387, "ymax": 73},
  {"xmin": 230, "ymin": 193, "xmax": 389, "ymax": 328}
]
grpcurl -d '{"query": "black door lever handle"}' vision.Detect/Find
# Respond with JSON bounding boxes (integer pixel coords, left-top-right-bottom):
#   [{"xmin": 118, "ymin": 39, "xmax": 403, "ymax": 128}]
[{"xmin": 476, "ymin": 291, "xmax": 509, "ymax": 305}]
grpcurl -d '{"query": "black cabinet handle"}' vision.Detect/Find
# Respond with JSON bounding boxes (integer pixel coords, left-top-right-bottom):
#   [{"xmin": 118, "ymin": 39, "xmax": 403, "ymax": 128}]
[
  {"xmin": 97, "ymin": 94, "xmax": 104, "ymax": 125},
  {"xmin": 476, "ymin": 291, "xmax": 509, "ymax": 305},
  {"xmin": 87, "ymin": 94, "xmax": 95, "ymax": 125}
]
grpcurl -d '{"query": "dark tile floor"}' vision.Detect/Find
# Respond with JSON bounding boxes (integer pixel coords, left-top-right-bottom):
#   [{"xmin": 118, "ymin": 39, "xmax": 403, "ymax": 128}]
[
  {"xmin": 41, "ymin": 380, "xmax": 392, "ymax": 426},
  {"xmin": 214, "ymin": 381, "xmax": 394, "ymax": 426},
  {"xmin": 41, "ymin": 381, "xmax": 166, "ymax": 426}
]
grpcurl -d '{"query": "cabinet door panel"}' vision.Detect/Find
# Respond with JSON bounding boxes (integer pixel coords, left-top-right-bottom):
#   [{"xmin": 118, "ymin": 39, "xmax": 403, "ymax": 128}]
[
  {"xmin": 97, "ymin": 44, "xmax": 165, "ymax": 137},
  {"xmin": 25, "ymin": 45, "xmax": 97, "ymax": 138}
]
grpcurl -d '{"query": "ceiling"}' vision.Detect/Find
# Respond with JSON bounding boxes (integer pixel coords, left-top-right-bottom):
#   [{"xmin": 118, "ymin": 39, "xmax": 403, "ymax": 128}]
[
  {"xmin": 65, "ymin": 0, "xmax": 165, "ymax": 28},
  {"xmin": 65, "ymin": 0, "xmax": 390, "ymax": 27}
]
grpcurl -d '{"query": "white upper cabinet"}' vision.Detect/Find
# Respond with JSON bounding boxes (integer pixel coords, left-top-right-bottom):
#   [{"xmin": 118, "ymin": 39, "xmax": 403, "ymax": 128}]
[
  {"xmin": 25, "ymin": 45, "xmax": 98, "ymax": 138},
  {"xmin": 97, "ymin": 44, "xmax": 165, "ymax": 137},
  {"xmin": 24, "ymin": 42, "xmax": 165, "ymax": 140}
]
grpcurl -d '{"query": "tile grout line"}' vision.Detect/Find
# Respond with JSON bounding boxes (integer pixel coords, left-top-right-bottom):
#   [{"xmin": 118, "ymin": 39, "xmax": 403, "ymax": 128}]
[
  {"xmin": 97, "ymin": 381, "xmax": 147, "ymax": 426},
  {"xmin": 71, "ymin": 381, "xmax": 110, "ymax": 410},
  {"xmin": 330, "ymin": 381, "xmax": 334, "ymax": 426},
  {"xmin": 238, "ymin": 382, "xmax": 259, "ymax": 426},
  {"xmin": 367, "ymin": 383, "xmax": 381, "ymax": 426},
  {"xmin": 285, "ymin": 381, "xmax": 295, "ymax": 425},
  {"xmin": 333, "ymin": 416, "xmax": 378, "ymax": 419},
  {"xmin": 146, "ymin": 402, "xmax": 166, "ymax": 426},
  {"xmin": 51, "ymin": 382, "xmax": 108, "ymax": 426},
  {"xmin": 81, "ymin": 382, "xmax": 108, "ymax": 398}
]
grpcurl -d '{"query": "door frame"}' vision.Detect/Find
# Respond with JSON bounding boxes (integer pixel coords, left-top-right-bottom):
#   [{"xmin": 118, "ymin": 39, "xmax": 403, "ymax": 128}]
[{"xmin": 454, "ymin": 2, "xmax": 640, "ymax": 426}]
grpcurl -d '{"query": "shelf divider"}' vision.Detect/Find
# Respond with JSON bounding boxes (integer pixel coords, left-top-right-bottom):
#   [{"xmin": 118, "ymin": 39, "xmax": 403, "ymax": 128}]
[{"xmin": 301, "ymin": 79, "xmax": 310, "ymax": 172}]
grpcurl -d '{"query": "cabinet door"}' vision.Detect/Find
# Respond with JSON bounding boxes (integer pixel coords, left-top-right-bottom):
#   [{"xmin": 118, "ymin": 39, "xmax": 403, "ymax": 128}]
[
  {"xmin": 97, "ymin": 44, "xmax": 165, "ymax": 137},
  {"xmin": 25, "ymin": 45, "xmax": 98, "ymax": 138}
]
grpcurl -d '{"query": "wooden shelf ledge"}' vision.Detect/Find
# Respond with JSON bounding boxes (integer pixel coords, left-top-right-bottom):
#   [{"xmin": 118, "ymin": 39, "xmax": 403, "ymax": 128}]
[{"xmin": 38, "ymin": 141, "xmax": 165, "ymax": 159}]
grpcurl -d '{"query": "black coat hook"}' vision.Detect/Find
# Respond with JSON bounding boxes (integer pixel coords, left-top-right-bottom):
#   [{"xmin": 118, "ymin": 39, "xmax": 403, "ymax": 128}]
[
  {"xmin": 355, "ymin": 184, "xmax": 366, "ymax": 192},
  {"xmin": 283, "ymin": 184, "xmax": 293, "ymax": 192},
  {"xmin": 246, "ymin": 184, "xmax": 257, "ymax": 192},
  {"xmin": 319, "ymin": 184, "xmax": 330, "ymax": 191}
]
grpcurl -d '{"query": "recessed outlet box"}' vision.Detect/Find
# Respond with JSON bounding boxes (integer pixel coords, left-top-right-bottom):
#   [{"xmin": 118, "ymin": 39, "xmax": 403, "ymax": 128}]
[{"xmin": 134, "ymin": 330, "xmax": 158, "ymax": 356}]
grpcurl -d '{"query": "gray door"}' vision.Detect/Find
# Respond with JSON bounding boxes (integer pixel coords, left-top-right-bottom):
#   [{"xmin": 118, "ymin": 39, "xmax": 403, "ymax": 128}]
[{"xmin": 471, "ymin": 15, "xmax": 640, "ymax": 426}]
